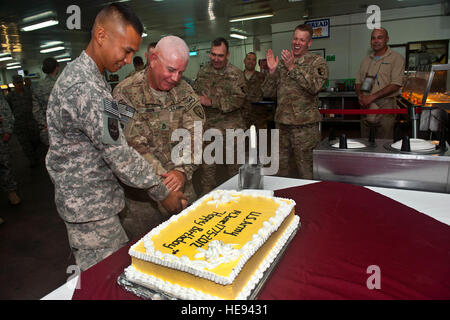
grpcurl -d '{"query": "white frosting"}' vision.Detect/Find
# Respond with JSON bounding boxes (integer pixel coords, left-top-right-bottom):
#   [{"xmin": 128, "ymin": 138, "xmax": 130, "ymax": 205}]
[
  {"xmin": 125, "ymin": 215, "xmax": 300, "ymax": 300},
  {"xmin": 128, "ymin": 190, "xmax": 296, "ymax": 286},
  {"xmin": 194, "ymin": 240, "xmax": 240, "ymax": 267}
]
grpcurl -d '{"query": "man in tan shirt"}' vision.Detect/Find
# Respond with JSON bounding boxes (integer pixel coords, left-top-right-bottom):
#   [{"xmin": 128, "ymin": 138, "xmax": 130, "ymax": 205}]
[{"xmin": 355, "ymin": 28, "xmax": 405, "ymax": 139}]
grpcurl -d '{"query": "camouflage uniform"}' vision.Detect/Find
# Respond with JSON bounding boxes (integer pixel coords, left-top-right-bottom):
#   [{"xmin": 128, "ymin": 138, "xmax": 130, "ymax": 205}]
[
  {"xmin": 6, "ymin": 86, "xmax": 40, "ymax": 166},
  {"xmin": 113, "ymin": 68, "xmax": 205, "ymax": 240},
  {"xmin": 46, "ymin": 51, "xmax": 170, "ymax": 271},
  {"xmin": 193, "ymin": 62, "xmax": 246, "ymax": 194},
  {"xmin": 242, "ymin": 71, "xmax": 273, "ymax": 130},
  {"xmin": 262, "ymin": 52, "xmax": 328, "ymax": 179},
  {"xmin": 32, "ymin": 74, "xmax": 58, "ymax": 146},
  {"xmin": 0, "ymin": 94, "xmax": 18, "ymax": 194}
]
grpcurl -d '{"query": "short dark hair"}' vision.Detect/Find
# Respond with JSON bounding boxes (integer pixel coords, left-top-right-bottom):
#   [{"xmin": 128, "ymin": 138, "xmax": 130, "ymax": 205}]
[
  {"xmin": 42, "ymin": 57, "xmax": 59, "ymax": 74},
  {"xmin": 246, "ymin": 52, "xmax": 256, "ymax": 58},
  {"xmin": 212, "ymin": 37, "xmax": 229, "ymax": 53},
  {"xmin": 294, "ymin": 24, "xmax": 313, "ymax": 39},
  {"xmin": 133, "ymin": 56, "xmax": 143, "ymax": 65},
  {"xmin": 147, "ymin": 42, "xmax": 158, "ymax": 51},
  {"xmin": 100, "ymin": 3, "xmax": 144, "ymax": 36}
]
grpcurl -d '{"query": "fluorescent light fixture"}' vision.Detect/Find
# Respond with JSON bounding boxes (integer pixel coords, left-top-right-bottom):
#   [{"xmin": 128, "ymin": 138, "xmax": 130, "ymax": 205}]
[
  {"xmin": 57, "ymin": 57, "xmax": 71, "ymax": 62},
  {"xmin": 6, "ymin": 65, "xmax": 22, "ymax": 70},
  {"xmin": 229, "ymin": 13, "xmax": 274, "ymax": 23},
  {"xmin": 230, "ymin": 33, "xmax": 248, "ymax": 40},
  {"xmin": 6, "ymin": 62, "xmax": 20, "ymax": 66},
  {"xmin": 0, "ymin": 52, "xmax": 12, "ymax": 57},
  {"xmin": 40, "ymin": 41, "xmax": 64, "ymax": 48},
  {"xmin": 189, "ymin": 51, "xmax": 198, "ymax": 56},
  {"xmin": 21, "ymin": 19, "xmax": 59, "ymax": 32},
  {"xmin": 0, "ymin": 56, "xmax": 13, "ymax": 62},
  {"xmin": 40, "ymin": 46, "xmax": 65, "ymax": 53},
  {"xmin": 142, "ymin": 32, "xmax": 148, "ymax": 38},
  {"xmin": 22, "ymin": 11, "xmax": 55, "ymax": 23}
]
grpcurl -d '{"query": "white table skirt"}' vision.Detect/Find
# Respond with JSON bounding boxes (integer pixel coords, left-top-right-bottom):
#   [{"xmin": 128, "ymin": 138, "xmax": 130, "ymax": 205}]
[{"xmin": 41, "ymin": 175, "xmax": 450, "ymax": 300}]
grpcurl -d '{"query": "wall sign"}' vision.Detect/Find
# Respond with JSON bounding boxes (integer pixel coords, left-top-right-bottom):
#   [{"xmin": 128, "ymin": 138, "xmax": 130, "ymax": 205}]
[{"xmin": 305, "ymin": 19, "xmax": 330, "ymax": 39}]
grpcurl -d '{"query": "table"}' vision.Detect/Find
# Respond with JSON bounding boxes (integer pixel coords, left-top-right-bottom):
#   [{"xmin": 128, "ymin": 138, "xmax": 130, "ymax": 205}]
[{"xmin": 42, "ymin": 176, "xmax": 450, "ymax": 300}]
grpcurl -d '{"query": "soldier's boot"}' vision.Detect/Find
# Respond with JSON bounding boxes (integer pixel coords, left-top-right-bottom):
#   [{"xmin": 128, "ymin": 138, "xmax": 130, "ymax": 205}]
[{"xmin": 7, "ymin": 191, "xmax": 21, "ymax": 205}]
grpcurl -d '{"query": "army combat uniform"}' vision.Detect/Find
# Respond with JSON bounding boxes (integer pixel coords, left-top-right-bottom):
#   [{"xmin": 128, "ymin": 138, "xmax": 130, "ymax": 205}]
[
  {"xmin": 193, "ymin": 62, "xmax": 246, "ymax": 194},
  {"xmin": 242, "ymin": 70, "xmax": 273, "ymax": 130},
  {"xmin": 46, "ymin": 51, "xmax": 170, "ymax": 271},
  {"xmin": 6, "ymin": 84, "xmax": 40, "ymax": 166},
  {"xmin": 32, "ymin": 74, "xmax": 58, "ymax": 146},
  {"xmin": 0, "ymin": 95, "xmax": 18, "ymax": 195},
  {"xmin": 113, "ymin": 68, "xmax": 205, "ymax": 240},
  {"xmin": 262, "ymin": 52, "xmax": 328, "ymax": 179}
]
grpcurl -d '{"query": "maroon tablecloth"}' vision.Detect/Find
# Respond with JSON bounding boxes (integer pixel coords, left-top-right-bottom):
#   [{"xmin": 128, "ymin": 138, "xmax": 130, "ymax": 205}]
[{"xmin": 72, "ymin": 181, "xmax": 450, "ymax": 300}]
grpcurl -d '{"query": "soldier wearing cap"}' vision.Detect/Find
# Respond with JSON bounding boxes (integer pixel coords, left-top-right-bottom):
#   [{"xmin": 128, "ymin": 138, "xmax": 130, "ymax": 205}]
[
  {"xmin": 113, "ymin": 35, "xmax": 205, "ymax": 240},
  {"xmin": 0, "ymin": 94, "xmax": 21, "ymax": 208},
  {"xmin": 6, "ymin": 75, "xmax": 40, "ymax": 167},
  {"xmin": 45, "ymin": 3, "xmax": 186, "ymax": 270},
  {"xmin": 262, "ymin": 24, "xmax": 328, "ymax": 179},
  {"xmin": 32, "ymin": 57, "xmax": 59, "ymax": 146},
  {"xmin": 192, "ymin": 37, "xmax": 246, "ymax": 195}
]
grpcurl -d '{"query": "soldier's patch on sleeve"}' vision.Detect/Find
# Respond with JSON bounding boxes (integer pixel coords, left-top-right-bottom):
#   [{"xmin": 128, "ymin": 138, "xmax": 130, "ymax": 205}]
[
  {"xmin": 193, "ymin": 105, "xmax": 205, "ymax": 120},
  {"xmin": 118, "ymin": 102, "xmax": 136, "ymax": 125},
  {"xmin": 102, "ymin": 98, "xmax": 121, "ymax": 145}
]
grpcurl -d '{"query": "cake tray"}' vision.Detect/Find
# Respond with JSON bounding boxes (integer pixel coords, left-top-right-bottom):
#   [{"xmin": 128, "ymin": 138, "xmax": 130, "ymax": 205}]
[{"xmin": 117, "ymin": 222, "xmax": 300, "ymax": 300}]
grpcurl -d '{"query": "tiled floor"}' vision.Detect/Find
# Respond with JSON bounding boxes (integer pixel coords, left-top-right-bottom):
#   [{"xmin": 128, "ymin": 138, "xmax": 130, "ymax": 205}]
[{"xmin": 0, "ymin": 120, "xmax": 412, "ymax": 299}]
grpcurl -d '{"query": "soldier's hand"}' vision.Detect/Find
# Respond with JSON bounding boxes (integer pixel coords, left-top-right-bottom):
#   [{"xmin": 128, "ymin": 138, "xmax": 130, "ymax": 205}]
[
  {"xmin": 199, "ymin": 92, "xmax": 212, "ymax": 107},
  {"xmin": 266, "ymin": 49, "xmax": 278, "ymax": 73},
  {"xmin": 160, "ymin": 190, "xmax": 187, "ymax": 214},
  {"xmin": 161, "ymin": 170, "xmax": 186, "ymax": 192},
  {"xmin": 281, "ymin": 49, "xmax": 295, "ymax": 71}
]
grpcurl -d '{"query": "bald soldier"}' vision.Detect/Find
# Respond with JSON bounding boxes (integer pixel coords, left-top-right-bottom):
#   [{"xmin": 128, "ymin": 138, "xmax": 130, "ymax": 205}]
[
  {"xmin": 46, "ymin": 3, "xmax": 186, "ymax": 271},
  {"xmin": 356, "ymin": 28, "xmax": 405, "ymax": 139},
  {"xmin": 113, "ymin": 36, "xmax": 205, "ymax": 240},
  {"xmin": 262, "ymin": 24, "xmax": 328, "ymax": 179},
  {"xmin": 192, "ymin": 37, "xmax": 246, "ymax": 194}
]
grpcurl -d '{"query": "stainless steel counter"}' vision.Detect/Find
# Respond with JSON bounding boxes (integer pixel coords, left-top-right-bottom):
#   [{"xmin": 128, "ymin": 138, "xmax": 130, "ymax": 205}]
[{"xmin": 313, "ymin": 138, "xmax": 450, "ymax": 193}]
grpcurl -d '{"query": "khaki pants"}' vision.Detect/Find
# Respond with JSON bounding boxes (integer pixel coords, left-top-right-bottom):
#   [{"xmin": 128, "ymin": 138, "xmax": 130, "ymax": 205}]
[{"xmin": 360, "ymin": 97, "xmax": 397, "ymax": 139}]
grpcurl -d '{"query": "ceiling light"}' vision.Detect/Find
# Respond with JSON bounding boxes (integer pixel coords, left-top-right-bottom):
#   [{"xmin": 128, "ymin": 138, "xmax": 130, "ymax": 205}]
[
  {"xmin": 0, "ymin": 56, "xmax": 13, "ymax": 62},
  {"xmin": 40, "ymin": 46, "xmax": 65, "ymax": 54},
  {"xmin": 6, "ymin": 62, "xmax": 20, "ymax": 66},
  {"xmin": 230, "ymin": 33, "xmax": 248, "ymax": 40},
  {"xmin": 22, "ymin": 11, "xmax": 55, "ymax": 23},
  {"xmin": 40, "ymin": 41, "xmax": 64, "ymax": 48},
  {"xmin": 0, "ymin": 52, "xmax": 12, "ymax": 57},
  {"xmin": 21, "ymin": 19, "xmax": 59, "ymax": 32},
  {"xmin": 6, "ymin": 65, "xmax": 22, "ymax": 70},
  {"xmin": 57, "ymin": 58, "xmax": 71, "ymax": 62},
  {"xmin": 229, "ymin": 13, "xmax": 274, "ymax": 23},
  {"xmin": 142, "ymin": 32, "xmax": 148, "ymax": 38}
]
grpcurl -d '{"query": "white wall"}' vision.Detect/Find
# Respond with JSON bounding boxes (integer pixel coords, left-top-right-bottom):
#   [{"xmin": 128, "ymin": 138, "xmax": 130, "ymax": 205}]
[{"xmin": 270, "ymin": 4, "xmax": 450, "ymax": 86}]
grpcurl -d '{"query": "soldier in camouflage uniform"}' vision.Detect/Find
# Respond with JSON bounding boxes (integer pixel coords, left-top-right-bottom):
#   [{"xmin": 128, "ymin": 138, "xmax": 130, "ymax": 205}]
[
  {"xmin": 262, "ymin": 24, "xmax": 328, "ymax": 179},
  {"xmin": 32, "ymin": 57, "xmax": 59, "ymax": 146},
  {"xmin": 241, "ymin": 52, "xmax": 271, "ymax": 130},
  {"xmin": 0, "ymin": 94, "xmax": 21, "ymax": 208},
  {"xmin": 192, "ymin": 38, "xmax": 246, "ymax": 194},
  {"xmin": 45, "ymin": 3, "xmax": 186, "ymax": 271},
  {"xmin": 113, "ymin": 36, "xmax": 205, "ymax": 240},
  {"xmin": 6, "ymin": 75, "xmax": 40, "ymax": 167}
]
